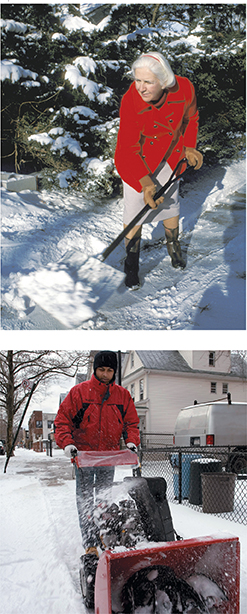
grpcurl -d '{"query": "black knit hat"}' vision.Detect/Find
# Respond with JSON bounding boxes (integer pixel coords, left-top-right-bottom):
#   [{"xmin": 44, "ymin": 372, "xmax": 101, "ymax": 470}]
[{"xmin": 93, "ymin": 351, "xmax": 118, "ymax": 376}]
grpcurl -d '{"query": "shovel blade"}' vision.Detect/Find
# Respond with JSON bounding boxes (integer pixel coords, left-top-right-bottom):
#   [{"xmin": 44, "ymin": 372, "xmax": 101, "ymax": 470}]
[
  {"xmin": 94, "ymin": 536, "xmax": 240, "ymax": 614},
  {"xmin": 17, "ymin": 253, "xmax": 125, "ymax": 328}
]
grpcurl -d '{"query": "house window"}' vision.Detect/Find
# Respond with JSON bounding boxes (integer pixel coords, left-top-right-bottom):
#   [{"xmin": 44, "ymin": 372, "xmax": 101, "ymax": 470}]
[
  {"xmin": 36, "ymin": 420, "xmax": 42, "ymax": 428},
  {"xmin": 222, "ymin": 383, "xmax": 228, "ymax": 394},
  {"xmin": 47, "ymin": 420, "xmax": 53, "ymax": 429},
  {"xmin": 211, "ymin": 382, "xmax": 217, "ymax": 393},
  {"xmin": 131, "ymin": 352, "xmax": 134, "ymax": 368},
  {"xmin": 130, "ymin": 383, "xmax": 135, "ymax": 401},
  {"xmin": 139, "ymin": 379, "xmax": 144, "ymax": 401},
  {"xmin": 209, "ymin": 352, "xmax": 216, "ymax": 366}
]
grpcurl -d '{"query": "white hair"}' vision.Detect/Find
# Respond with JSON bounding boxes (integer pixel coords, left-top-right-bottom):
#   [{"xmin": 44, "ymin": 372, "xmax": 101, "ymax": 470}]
[{"xmin": 131, "ymin": 52, "xmax": 176, "ymax": 88}]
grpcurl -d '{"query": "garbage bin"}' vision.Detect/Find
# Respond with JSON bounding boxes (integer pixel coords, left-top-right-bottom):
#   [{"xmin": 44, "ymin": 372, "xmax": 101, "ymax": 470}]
[
  {"xmin": 189, "ymin": 458, "xmax": 222, "ymax": 505},
  {"xmin": 202, "ymin": 472, "xmax": 236, "ymax": 513},
  {"xmin": 171, "ymin": 453, "xmax": 202, "ymax": 499}
]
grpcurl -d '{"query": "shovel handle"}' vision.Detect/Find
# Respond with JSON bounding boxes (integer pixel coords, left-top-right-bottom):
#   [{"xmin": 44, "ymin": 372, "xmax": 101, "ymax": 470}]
[{"xmin": 101, "ymin": 158, "xmax": 188, "ymax": 261}]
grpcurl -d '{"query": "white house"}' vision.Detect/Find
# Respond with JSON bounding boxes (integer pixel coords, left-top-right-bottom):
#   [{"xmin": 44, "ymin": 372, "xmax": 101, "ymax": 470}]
[
  {"xmin": 42, "ymin": 412, "xmax": 56, "ymax": 440},
  {"xmin": 122, "ymin": 351, "xmax": 247, "ymax": 438}
]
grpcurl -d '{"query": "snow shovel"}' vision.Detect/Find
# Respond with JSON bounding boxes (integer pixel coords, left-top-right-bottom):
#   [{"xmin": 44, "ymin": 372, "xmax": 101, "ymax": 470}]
[
  {"xmin": 100, "ymin": 157, "xmax": 188, "ymax": 262},
  {"xmin": 17, "ymin": 159, "xmax": 188, "ymax": 327}
]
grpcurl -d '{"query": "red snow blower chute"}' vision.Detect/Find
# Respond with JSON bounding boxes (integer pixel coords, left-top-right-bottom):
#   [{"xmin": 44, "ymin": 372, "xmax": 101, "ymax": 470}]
[{"xmin": 73, "ymin": 450, "xmax": 240, "ymax": 614}]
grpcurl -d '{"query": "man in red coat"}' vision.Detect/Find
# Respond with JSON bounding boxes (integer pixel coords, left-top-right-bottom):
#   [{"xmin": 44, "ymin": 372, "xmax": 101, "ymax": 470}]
[
  {"xmin": 54, "ymin": 351, "xmax": 140, "ymax": 555},
  {"xmin": 115, "ymin": 51, "xmax": 203, "ymax": 289}
]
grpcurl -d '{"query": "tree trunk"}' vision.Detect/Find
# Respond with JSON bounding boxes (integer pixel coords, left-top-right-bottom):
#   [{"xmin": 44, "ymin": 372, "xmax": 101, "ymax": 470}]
[{"xmin": 6, "ymin": 351, "xmax": 15, "ymax": 457}]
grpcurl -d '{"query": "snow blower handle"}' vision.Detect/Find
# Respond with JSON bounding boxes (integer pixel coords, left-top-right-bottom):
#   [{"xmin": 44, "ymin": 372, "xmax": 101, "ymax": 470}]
[{"xmin": 101, "ymin": 158, "xmax": 188, "ymax": 262}]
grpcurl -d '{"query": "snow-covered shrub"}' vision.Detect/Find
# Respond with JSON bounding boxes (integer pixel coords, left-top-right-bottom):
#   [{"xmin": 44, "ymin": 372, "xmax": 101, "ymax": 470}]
[{"xmin": 82, "ymin": 157, "xmax": 120, "ymax": 197}]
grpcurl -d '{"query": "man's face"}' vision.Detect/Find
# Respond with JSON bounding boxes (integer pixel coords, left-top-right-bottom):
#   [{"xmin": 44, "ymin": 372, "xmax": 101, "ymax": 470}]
[{"xmin": 96, "ymin": 366, "xmax": 115, "ymax": 384}]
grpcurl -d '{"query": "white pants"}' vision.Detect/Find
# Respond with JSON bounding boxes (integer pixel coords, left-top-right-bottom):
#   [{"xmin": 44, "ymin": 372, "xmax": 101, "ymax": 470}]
[{"xmin": 123, "ymin": 161, "xmax": 180, "ymax": 226}]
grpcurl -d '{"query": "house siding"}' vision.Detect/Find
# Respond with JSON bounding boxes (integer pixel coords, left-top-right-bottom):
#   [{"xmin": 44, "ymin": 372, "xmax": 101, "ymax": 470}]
[
  {"xmin": 123, "ymin": 351, "xmax": 246, "ymax": 434},
  {"xmin": 180, "ymin": 350, "xmax": 231, "ymax": 373}
]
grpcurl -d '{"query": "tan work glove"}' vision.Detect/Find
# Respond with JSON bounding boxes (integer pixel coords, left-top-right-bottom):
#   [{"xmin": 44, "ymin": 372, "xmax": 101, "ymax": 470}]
[
  {"xmin": 139, "ymin": 175, "xmax": 164, "ymax": 209},
  {"xmin": 185, "ymin": 147, "xmax": 203, "ymax": 170}
]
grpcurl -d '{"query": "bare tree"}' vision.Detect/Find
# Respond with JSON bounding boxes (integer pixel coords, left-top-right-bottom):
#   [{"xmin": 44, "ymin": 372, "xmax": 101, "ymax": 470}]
[{"xmin": 0, "ymin": 350, "xmax": 89, "ymax": 456}]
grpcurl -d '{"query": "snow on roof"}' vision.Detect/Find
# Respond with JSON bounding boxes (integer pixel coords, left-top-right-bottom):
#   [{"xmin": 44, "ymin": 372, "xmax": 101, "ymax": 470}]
[
  {"xmin": 136, "ymin": 351, "xmax": 192, "ymax": 373},
  {"xmin": 135, "ymin": 351, "xmax": 247, "ymax": 379},
  {"xmin": 0, "ymin": 60, "xmax": 38, "ymax": 84}
]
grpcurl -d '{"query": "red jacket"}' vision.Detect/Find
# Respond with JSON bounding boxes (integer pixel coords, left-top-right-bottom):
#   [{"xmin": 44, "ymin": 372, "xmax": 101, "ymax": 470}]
[
  {"xmin": 54, "ymin": 374, "xmax": 140, "ymax": 451},
  {"xmin": 114, "ymin": 76, "xmax": 199, "ymax": 192}
]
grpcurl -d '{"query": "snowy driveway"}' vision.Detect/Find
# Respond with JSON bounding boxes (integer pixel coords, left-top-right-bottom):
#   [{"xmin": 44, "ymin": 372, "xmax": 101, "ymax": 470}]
[{"xmin": 1, "ymin": 159, "xmax": 246, "ymax": 329}]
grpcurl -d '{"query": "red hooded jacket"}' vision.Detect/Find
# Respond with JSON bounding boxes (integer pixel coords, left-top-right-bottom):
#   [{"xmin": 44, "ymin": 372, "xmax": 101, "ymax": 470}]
[
  {"xmin": 54, "ymin": 374, "xmax": 140, "ymax": 451},
  {"xmin": 114, "ymin": 76, "xmax": 199, "ymax": 192}
]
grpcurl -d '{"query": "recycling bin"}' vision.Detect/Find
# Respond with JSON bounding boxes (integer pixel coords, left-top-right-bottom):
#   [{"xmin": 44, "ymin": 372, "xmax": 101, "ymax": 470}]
[
  {"xmin": 189, "ymin": 458, "xmax": 222, "ymax": 505},
  {"xmin": 171, "ymin": 453, "xmax": 202, "ymax": 499},
  {"xmin": 202, "ymin": 472, "xmax": 236, "ymax": 513}
]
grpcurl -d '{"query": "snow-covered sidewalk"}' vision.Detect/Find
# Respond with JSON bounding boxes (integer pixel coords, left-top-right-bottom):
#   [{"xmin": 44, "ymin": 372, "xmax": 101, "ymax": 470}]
[
  {"xmin": 0, "ymin": 448, "xmax": 246, "ymax": 613},
  {"xmin": 1, "ymin": 159, "xmax": 246, "ymax": 329}
]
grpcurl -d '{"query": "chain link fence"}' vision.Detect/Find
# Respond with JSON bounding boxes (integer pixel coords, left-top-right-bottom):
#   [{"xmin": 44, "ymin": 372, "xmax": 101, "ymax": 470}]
[{"xmin": 139, "ymin": 444, "xmax": 247, "ymax": 525}]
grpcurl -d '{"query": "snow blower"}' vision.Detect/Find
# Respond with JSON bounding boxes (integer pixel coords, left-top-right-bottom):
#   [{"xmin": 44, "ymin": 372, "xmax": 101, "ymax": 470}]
[{"xmin": 73, "ymin": 450, "xmax": 240, "ymax": 613}]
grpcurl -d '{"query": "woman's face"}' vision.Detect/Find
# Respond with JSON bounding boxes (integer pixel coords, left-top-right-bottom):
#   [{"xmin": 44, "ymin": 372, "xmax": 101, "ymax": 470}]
[{"xmin": 135, "ymin": 67, "xmax": 164, "ymax": 102}]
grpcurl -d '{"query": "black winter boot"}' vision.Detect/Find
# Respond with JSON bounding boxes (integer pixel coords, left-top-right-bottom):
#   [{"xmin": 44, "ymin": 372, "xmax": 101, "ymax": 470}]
[
  {"xmin": 124, "ymin": 231, "xmax": 141, "ymax": 289},
  {"xmin": 164, "ymin": 226, "xmax": 186, "ymax": 269}
]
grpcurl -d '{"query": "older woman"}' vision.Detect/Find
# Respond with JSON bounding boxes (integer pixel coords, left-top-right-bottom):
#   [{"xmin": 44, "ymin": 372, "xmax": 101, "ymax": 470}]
[{"xmin": 115, "ymin": 51, "xmax": 203, "ymax": 289}]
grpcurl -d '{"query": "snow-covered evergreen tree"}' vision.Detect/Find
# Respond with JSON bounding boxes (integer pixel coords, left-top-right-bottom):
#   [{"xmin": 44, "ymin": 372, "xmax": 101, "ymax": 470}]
[{"xmin": 1, "ymin": 3, "xmax": 245, "ymax": 192}]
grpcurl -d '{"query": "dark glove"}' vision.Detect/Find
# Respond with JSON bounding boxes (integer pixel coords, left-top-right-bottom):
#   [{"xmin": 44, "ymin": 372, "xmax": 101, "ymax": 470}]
[
  {"xmin": 127, "ymin": 442, "xmax": 138, "ymax": 454},
  {"xmin": 64, "ymin": 444, "xmax": 78, "ymax": 458},
  {"xmin": 185, "ymin": 147, "xmax": 203, "ymax": 170}
]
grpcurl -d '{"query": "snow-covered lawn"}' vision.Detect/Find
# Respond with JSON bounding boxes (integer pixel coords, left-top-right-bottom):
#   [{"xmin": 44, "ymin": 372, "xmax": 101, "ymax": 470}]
[
  {"xmin": 0, "ymin": 448, "xmax": 246, "ymax": 613},
  {"xmin": 1, "ymin": 159, "xmax": 245, "ymax": 330}
]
